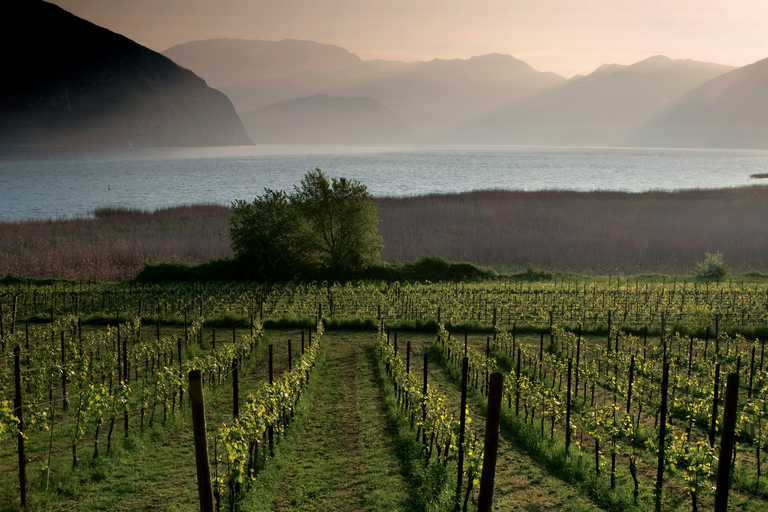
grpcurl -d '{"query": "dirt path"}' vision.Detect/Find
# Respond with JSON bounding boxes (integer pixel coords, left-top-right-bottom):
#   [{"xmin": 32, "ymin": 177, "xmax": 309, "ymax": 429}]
[{"xmin": 273, "ymin": 332, "xmax": 412, "ymax": 512}]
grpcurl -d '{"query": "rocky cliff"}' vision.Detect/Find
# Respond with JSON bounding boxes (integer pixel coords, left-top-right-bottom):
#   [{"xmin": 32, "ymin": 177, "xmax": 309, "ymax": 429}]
[{"xmin": 0, "ymin": 1, "xmax": 251, "ymax": 147}]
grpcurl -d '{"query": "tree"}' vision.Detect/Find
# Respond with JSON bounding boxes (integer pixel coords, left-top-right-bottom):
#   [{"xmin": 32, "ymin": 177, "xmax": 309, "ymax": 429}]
[
  {"xmin": 227, "ymin": 169, "xmax": 383, "ymax": 279},
  {"xmin": 293, "ymin": 168, "xmax": 383, "ymax": 273},
  {"xmin": 228, "ymin": 189, "xmax": 310, "ymax": 279}
]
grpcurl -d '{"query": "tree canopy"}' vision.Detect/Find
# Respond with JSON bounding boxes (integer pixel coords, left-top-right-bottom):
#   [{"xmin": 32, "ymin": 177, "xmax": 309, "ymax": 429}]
[{"xmin": 228, "ymin": 168, "xmax": 383, "ymax": 280}]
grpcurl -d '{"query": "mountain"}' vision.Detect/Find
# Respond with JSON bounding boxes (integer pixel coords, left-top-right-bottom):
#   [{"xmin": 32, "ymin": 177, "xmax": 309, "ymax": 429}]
[
  {"xmin": 239, "ymin": 94, "xmax": 415, "ymax": 144},
  {"xmin": 162, "ymin": 38, "xmax": 367, "ymax": 89},
  {"xmin": 340, "ymin": 53, "xmax": 566, "ymax": 138},
  {"xmin": 0, "ymin": 1, "xmax": 251, "ymax": 147},
  {"xmin": 163, "ymin": 38, "xmax": 419, "ymax": 113},
  {"xmin": 218, "ymin": 63, "xmax": 416, "ymax": 113},
  {"xmin": 625, "ymin": 57, "xmax": 768, "ymax": 149},
  {"xmin": 162, "ymin": 40, "xmax": 564, "ymax": 138},
  {"xmin": 446, "ymin": 55, "xmax": 734, "ymax": 146}
]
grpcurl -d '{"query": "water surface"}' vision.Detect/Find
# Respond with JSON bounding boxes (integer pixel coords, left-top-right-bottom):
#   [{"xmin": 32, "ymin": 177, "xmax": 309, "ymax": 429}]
[{"xmin": 1, "ymin": 145, "xmax": 767, "ymax": 221}]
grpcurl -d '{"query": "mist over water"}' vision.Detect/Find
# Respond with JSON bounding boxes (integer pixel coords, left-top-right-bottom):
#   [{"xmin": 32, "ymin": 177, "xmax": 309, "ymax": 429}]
[{"xmin": 1, "ymin": 145, "xmax": 767, "ymax": 221}]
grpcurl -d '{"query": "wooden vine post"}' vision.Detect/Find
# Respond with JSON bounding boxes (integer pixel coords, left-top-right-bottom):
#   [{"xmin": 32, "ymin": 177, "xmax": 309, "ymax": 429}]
[
  {"xmin": 457, "ymin": 356, "xmax": 469, "ymax": 501},
  {"xmin": 14, "ymin": 346, "xmax": 28, "ymax": 509},
  {"xmin": 177, "ymin": 337, "xmax": 183, "ymax": 409},
  {"xmin": 515, "ymin": 347, "xmax": 521, "ymax": 415},
  {"xmin": 655, "ymin": 362, "xmax": 670, "ymax": 512},
  {"xmin": 478, "ymin": 372, "xmax": 504, "ymax": 512},
  {"xmin": 12, "ymin": 295, "xmax": 18, "ymax": 336},
  {"xmin": 422, "ymin": 354, "xmax": 428, "ymax": 446},
  {"xmin": 715, "ymin": 372, "xmax": 740, "ymax": 511},
  {"xmin": 268, "ymin": 344, "xmax": 274, "ymax": 456},
  {"xmin": 232, "ymin": 357, "xmax": 239, "ymax": 419},
  {"xmin": 575, "ymin": 325, "xmax": 581, "ymax": 397},
  {"xmin": 565, "ymin": 358, "xmax": 572, "ymax": 454},
  {"xmin": 406, "ymin": 340, "xmax": 410, "ymax": 374},
  {"xmin": 60, "ymin": 331, "xmax": 68, "ymax": 411},
  {"xmin": 188, "ymin": 370, "xmax": 214, "ymax": 512},
  {"xmin": 710, "ymin": 363, "xmax": 721, "ymax": 447},
  {"xmin": 124, "ymin": 327, "xmax": 129, "ymax": 437}
]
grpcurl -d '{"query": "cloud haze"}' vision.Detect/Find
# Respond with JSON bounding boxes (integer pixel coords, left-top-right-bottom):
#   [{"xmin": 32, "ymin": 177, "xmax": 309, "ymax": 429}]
[{"xmin": 51, "ymin": 0, "xmax": 768, "ymax": 76}]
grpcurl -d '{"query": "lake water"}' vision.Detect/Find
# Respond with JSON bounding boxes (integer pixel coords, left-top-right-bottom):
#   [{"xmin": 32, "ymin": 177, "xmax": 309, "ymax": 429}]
[{"xmin": 1, "ymin": 145, "xmax": 767, "ymax": 221}]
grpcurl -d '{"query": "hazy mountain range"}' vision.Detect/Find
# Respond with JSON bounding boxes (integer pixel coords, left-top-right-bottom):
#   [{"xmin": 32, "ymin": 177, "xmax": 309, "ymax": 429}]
[
  {"xmin": 239, "ymin": 94, "xmax": 415, "ymax": 144},
  {"xmin": 0, "ymin": 2, "xmax": 250, "ymax": 147},
  {"xmin": 164, "ymin": 38, "xmax": 768, "ymax": 148},
  {"xmin": 3, "ymin": 2, "xmax": 766, "ymax": 149},
  {"xmin": 625, "ymin": 57, "xmax": 768, "ymax": 148},
  {"xmin": 447, "ymin": 55, "xmax": 736, "ymax": 146},
  {"xmin": 164, "ymin": 40, "xmax": 565, "ymax": 140}
]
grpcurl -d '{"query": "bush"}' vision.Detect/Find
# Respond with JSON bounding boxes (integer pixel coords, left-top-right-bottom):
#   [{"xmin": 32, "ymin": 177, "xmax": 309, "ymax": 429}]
[{"xmin": 695, "ymin": 251, "xmax": 727, "ymax": 279}]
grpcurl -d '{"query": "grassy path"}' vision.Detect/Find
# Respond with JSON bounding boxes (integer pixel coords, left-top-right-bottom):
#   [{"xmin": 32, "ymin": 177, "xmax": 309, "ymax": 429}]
[{"xmin": 272, "ymin": 332, "xmax": 413, "ymax": 512}]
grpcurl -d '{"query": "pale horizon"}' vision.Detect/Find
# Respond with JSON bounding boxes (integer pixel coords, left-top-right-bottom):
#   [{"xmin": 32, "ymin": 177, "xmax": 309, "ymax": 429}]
[{"xmin": 49, "ymin": 0, "xmax": 768, "ymax": 78}]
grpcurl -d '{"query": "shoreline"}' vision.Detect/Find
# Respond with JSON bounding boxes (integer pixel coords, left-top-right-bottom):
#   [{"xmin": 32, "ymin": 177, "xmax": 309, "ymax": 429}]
[{"xmin": 3, "ymin": 184, "xmax": 768, "ymax": 223}]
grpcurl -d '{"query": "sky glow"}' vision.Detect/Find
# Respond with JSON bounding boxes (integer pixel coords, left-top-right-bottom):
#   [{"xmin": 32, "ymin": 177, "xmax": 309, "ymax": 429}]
[{"xmin": 51, "ymin": 0, "xmax": 768, "ymax": 77}]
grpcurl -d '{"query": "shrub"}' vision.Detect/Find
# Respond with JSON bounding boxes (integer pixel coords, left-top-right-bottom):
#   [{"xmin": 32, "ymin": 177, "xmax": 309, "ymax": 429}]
[{"xmin": 695, "ymin": 251, "xmax": 727, "ymax": 279}]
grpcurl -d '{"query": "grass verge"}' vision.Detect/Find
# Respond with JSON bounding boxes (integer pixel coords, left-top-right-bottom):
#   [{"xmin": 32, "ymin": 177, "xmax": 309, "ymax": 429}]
[
  {"xmin": 238, "ymin": 342, "xmax": 329, "ymax": 511},
  {"xmin": 372, "ymin": 339, "xmax": 457, "ymax": 511}
]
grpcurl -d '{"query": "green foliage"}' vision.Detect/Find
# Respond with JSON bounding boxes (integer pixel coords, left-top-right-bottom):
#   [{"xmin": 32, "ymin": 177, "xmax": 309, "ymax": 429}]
[
  {"xmin": 516, "ymin": 263, "xmax": 554, "ymax": 281},
  {"xmin": 227, "ymin": 168, "xmax": 383, "ymax": 280},
  {"xmin": 293, "ymin": 168, "xmax": 383, "ymax": 273},
  {"xmin": 688, "ymin": 305, "xmax": 714, "ymax": 334},
  {"xmin": 133, "ymin": 258, "xmax": 240, "ymax": 283},
  {"xmin": 695, "ymin": 251, "xmax": 727, "ymax": 279},
  {"xmin": 228, "ymin": 189, "xmax": 310, "ymax": 280},
  {"xmin": 133, "ymin": 256, "xmax": 499, "ymax": 284},
  {"xmin": 359, "ymin": 256, "xmax": 498, "ymax": 283}
]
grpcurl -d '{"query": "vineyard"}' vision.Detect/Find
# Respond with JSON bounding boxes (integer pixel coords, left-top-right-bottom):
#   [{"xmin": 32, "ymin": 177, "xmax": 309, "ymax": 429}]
[{"xmin": 2, "ymin": 278, "xmax": 768, "ymax": 511}]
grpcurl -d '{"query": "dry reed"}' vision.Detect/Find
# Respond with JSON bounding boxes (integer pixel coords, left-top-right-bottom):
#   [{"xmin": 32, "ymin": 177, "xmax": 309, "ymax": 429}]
[
  {"xmin": 3, "ymin": 187, "xmax": 768, "ymax": 280},
  {"xmin": 0, "ymin": 204, "xmax": 232, "ymax": 281},
  {"xmin": 376, "ymin": 186, "xmax": 768, "ymax": 274}
]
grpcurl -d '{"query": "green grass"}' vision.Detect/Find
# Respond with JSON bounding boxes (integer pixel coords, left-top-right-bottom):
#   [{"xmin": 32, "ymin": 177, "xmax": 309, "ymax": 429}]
[
  {"xmin": 0, "ymin": 331, "xmax": 275, "ymax": 511},
  {"xmin": 251, "ymin": 334, "xmax": 415, "ymax": 511},
  {"xmin": 371, "ymin": 338, "xmax": 458, "ymax": 511},
  {"xmin": 238, "ymin": 342, "xmax": 330, "ymax": 512}
]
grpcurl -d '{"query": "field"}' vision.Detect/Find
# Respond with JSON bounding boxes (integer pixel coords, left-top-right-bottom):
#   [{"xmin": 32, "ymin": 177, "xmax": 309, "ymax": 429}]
[
  {"xmin": 3, "ymin": 279, "xmax": 768, "ymax": 511},
  {"xmin": 3, "ymin": 186, "xmax": 768, "ymax": 280}
]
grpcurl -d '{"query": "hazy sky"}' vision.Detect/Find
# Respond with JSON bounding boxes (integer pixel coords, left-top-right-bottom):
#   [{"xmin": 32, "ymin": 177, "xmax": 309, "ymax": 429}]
[{"xmin": 52, "ymin": 0, "xmax": 768, "ymax": 77}]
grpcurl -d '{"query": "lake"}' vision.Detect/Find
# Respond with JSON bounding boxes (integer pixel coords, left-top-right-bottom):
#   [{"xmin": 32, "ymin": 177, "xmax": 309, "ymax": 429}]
[{"xmin": 1, "ymin": 145, "xmax": 767, "ymax": 221}]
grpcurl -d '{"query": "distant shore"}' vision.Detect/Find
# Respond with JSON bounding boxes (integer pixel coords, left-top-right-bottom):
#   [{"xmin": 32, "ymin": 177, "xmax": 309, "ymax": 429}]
[{"xmin": 2, "ymin": 186, "xmax": 768, "ymax": 281}]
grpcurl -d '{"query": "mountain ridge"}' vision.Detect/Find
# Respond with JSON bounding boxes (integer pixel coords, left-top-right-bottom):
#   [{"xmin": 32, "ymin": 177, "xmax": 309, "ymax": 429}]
[
  {"xmin": 624, "ymin": 57, "xmax": 768, "ymax": 149},
  {"xmin": 444, "ymin": 55, "xmax": 735, "ymax": 146},
  {"xmin": 238, "ymin": 93, "xmax": 415, "ymax": 144},
  {"xmin": 162, "ymin": 38, "xmax": 566, "ymax": 137},
  {"xmin": 0, "ymin": 1, "xmax": 251, "ymax": 147},
  {"xmin": 163, "ymin": 38, "xmax": 366, "ymax": 88}
]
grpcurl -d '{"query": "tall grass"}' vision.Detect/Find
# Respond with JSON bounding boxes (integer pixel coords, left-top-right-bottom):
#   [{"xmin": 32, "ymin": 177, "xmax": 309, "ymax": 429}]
[
  {"xmin": 4, "ymin": 187, "xmax": 768, "ymax": 281},
  {"xmin": 0, "ymin": 204, "xmax": 232, "ymax": 281},
  {"xmin": 376, "ymin": 186, "xmax": 768, "ymax": 274}
]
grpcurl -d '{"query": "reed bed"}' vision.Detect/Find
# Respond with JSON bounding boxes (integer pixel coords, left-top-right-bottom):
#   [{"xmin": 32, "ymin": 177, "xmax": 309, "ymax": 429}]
[
  {"xmin": 0, "ymin": 204, "xmax": 232, "ymax": 281},
  {"xmin": 3, "ymin": 186, "xmax": 768, "ymax": 281},
  {"xmin": 376, "ymin": 186, "xmax": 768, "ymax": 274}
]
